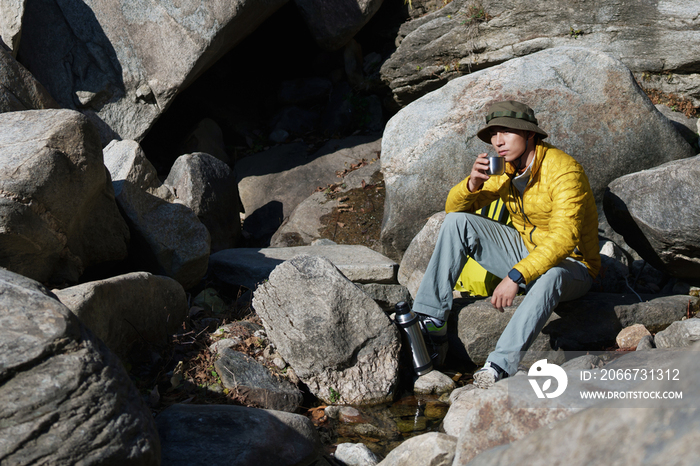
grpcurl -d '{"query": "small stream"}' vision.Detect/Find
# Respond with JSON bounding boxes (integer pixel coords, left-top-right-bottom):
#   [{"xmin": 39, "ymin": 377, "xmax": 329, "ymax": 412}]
[{"xmin": 324, "ymin": 390, "xmax": 454, "ymax": 458}]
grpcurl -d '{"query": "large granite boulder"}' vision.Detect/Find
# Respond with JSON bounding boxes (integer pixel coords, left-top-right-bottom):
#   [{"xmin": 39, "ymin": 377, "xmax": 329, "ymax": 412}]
[
  {"xmin": 209, "ymin": 244, "xmax": 397, "ymax": 290},
  {"xmin": 103, "ymin": 139, "xmax": 174, "ymax": 201},
  {"xmin": 270, "ymin": 160, "xmax": 382, "ymax": 247},
  {"xmin": 445, "ymin": 349, "xmax": 696, "ymax": 465},
  {"xmin": 604, "ymin": 155, "xmax": 700, "ymax": 280},
  {"xmin": 16, "ymin": 0, "xmax": 288, "ymax": 143},
  {"xmin": 156, "ymin": 404, "xmax": 323, "ymax": 466},
  {"xmin": 654, "ymin": 318, "xmax": 700, "ymax": 349},
  {"xmin": 460, "ymin": 347, "xmax": 700, "ymax": 465},
  {"xmin": 112, "ymin": 179, "xmax": 210, "ymax": 290},
  {"xmin": 53, "ymin": 271, "xmax": 187, "ymax": 359},
  {"xmin": 236, "ymin": 135, "xmax": 380, "ymax": 243},
  {"xmin": 456, "ymin": 294, "xmax": 698, "ymax": 366},
  {"xmin": 1, "ymin": 42, "xmax": 58, "ymax": 112},
  {"xmin": 105, "ymin": 139, "xmax": 210, "ymax": 290},
  {"xmin": 252, "ymin": 254, "xmax": 401, "ymax": 405},
  {"xmin": 380, "ymin": 47, "xmax": 695, "ymax": 259},
  {"xmin": 0, "ymin": 109, "xmax": 130, "ymax": 284},
  {"xmin": 397, "ymin": 211, "xmax": 446, "ymax": 297},
  {"xmin": 164, "ymin": 152, "xmax": 242, "ymax": 252},
  {"xmin": 0, "ymin": 267, "xmax": 159, "ymax": 465},
  {"xmin": 293, "ymin": 0, "xmax": 385, "ymax": 51},
  {"xmin": 381, "ymin": 0, "xmax": 700, "ymax": 106}
]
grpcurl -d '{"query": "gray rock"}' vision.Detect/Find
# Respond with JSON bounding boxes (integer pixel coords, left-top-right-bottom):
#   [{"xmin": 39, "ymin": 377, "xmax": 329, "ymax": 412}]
[
  {"xmin": 604, "ymin": 155, "xmax": 700, "ymax": 280},
  {"xmin": 236, "ymin": 135, "xmax": 380, "ymax": 243},
  {"xmin": 397, "ymin": 211, "xmax": 445, "ymax": 298},
  {"xmin": 413, "ymin": 369, "xmax": 456, "ymax": 395},
  {"xmin": 0, "ymin": 268, "xmax": 159, "ymax": 465},
  {"xmin": 1, "ymin": 41, "xmax": 58, "ymax": 112},
  {"xmin": 380, "ymin": 47, "xmax": 695, "ymax": 259},
  {"xmin": 381, "ymin": 0, "xmax": 700, "ymax": 106},
  {"xmin": 293, "ymin": 0, "xmax": 385, "ymax": 51},
  {"xmin": 156, "ymin": 404, "xmax": 322, "ymax": 466},
  {"xmin": 209, "ymin": 244, "xmax": 398, "ymax": 290},
  {"xmin": 181, "ymin": 118, "xmax": 231, "ymax": 165},
  {"xmin": 560, "ymin": 354, "xmax": 602, "ymax": 371},
  {"xmin": 214, "ymin": 348, "xmax": 302, "ymax": 412},
  {"xmin": 449, "ymin": 348, "xmax": 693, "ymax": 464},
  {"xmin": 0, "ymin": 109, "xmax": 130, "ymax": 284},
  {"xmin": 164, "ymin": 152, "xmax": 242, "ymax": 252},
  {"xmin": 312, "ymin": 238, "xmax": 338, "ymax": 246},
  {"xmin": 113, "ymin": 179, "xmax": 210, "ymax": 289},
  {"xmin": 269, "ymin": 191, "xmax": 333, "ymax": 247},
  {"xmin": 636, "ymin": 334, "xmax": 655, "ymax": 351},
  {"xmin": 334, "ymin": 443, "xmax": 380, "ymax": 466},
  {"xmin": 359, "ymin": 283, "xmax": 412, "ymax": 311},
  {"xmin": 377, "ymin": 432, "xmax": 457, "ymax": 466},
  {"xmin": 52, "ymin": 271, "xmax": 187, "ymax": 360},
  {"xmin": 456, "ymin": 294, "xmax": 698, "ymax": 365},
  {"xmin": 17, "ymin": 0, "xmax": 287, "ymax": 143},
  {"xmin": 461, "ymin": 346, "xmax": 700, "ymax": 466},
  {"xmin": 209, "ymin": 337, "xmax": 241, "ymax": 354},
  {"xmin": 253, "ymin": 255, "xmax": 401, "ymax": 405},
  {"xmin": 0, "ymin": 0, "xmax": 24, "ymax": 54},
  {"xmin": 654, "ymin": 318, "xmax": 700, "ymax": 348},
  {"xmin": 104, "ymin": 138, "xmax": 174, "ymax": 201},
  {"xmin": 655, "ymin": 104, "xmax": 699, "ymax": 151},
  {"xmin": 270, "ymin": 160, "xmax": 382, "ymax": 247}
]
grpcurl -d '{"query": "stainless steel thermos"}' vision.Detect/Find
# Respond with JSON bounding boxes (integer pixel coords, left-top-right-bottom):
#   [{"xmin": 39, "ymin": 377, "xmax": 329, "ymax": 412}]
[{"xmin": 395, "ymin": 301, "xmax": 433, "ymax": 376}]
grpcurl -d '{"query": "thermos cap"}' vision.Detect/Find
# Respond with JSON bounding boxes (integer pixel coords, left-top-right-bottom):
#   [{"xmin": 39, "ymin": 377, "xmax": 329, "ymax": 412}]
[{"xmin": 395, "ymin": 301, "xmax": 411, "ymax": 315}]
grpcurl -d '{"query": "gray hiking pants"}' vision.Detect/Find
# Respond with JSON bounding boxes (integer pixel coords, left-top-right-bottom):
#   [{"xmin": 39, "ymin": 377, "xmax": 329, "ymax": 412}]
[{"xmin": 412, "ymin": 212, "xmax": 593, "ymax": 376}]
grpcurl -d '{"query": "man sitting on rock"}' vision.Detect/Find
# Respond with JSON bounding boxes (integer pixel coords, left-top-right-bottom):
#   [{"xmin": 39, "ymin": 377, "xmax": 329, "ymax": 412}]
[{"xmin": 412, "ymin": 100, "xmax": 600, "ymax": 388}]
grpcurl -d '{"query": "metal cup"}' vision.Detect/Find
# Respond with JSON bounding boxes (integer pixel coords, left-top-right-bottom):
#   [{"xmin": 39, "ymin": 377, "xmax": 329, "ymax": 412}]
[{"xmin": 486, "ymin": 156, "xmax": 505, "ymax": 176}]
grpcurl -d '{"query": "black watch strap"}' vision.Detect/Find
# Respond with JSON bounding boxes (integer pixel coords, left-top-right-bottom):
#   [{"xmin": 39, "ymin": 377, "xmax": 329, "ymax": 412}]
[{"xmin": 508, "ymin": 268, "xmax": 525, "ymax": 285}]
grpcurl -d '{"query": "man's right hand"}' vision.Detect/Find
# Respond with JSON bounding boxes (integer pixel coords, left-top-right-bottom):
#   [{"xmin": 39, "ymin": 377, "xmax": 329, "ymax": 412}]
[{"xmin": 468, "ymin": 153, "xmax": 490, "ymax": 192}]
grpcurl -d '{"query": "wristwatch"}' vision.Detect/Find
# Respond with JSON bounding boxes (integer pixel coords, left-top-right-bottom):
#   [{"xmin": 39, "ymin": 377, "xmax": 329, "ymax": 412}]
[{"xmin": 507, "ymin": 268, "xmax": 525, "ymax": 285}]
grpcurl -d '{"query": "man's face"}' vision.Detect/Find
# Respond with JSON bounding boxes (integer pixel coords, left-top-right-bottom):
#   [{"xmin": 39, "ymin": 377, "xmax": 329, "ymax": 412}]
[{"xmin": 489, "ymin": 126, "xmax": 530, "ymax": 162}]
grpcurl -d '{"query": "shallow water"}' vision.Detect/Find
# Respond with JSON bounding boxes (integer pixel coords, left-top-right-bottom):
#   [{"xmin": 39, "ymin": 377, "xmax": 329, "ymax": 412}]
[{"xmin": 329, "ymin": 391, "xmax": 451, "ymax": 459}]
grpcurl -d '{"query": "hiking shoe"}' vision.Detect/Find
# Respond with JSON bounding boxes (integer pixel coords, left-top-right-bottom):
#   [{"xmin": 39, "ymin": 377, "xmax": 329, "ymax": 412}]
[
  {"xmin": 473, "ymin": 361, "xmax": 507, "ymax": 389},
  {"xmin": 416, "ymin": 314, "xmax": 448, "ymax": 367}
]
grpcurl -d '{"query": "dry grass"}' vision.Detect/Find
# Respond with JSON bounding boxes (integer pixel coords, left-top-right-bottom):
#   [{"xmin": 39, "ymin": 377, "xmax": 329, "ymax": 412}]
[{"xmin": 643, "ymin": 87, "xmax": 698, "ymax": 118}]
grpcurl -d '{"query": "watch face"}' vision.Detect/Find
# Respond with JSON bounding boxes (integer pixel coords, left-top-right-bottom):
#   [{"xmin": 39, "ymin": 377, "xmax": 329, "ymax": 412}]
[{"xmin": 508, "ymin": 269, "xmax": 523, "ymax": 284}]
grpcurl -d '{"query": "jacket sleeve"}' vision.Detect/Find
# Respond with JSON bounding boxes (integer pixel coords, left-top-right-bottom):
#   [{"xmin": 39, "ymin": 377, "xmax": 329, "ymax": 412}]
[
  {"xmin": 514, "ymin": 167, "xmax": 589, "ymax": 283},
  {"xmin": 445, "ymin": 176, "xmax": 500, "ymax": 213}
]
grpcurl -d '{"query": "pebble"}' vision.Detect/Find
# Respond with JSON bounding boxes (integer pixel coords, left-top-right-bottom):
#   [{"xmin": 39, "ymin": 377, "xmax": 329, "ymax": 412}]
[{"xmin": 413, "ymin": 369, "xmax": 456, "ymax": 395}]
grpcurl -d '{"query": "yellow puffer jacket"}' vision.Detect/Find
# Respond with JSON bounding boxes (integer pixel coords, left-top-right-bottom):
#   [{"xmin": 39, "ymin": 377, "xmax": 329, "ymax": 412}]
[{"xmin": 445, "ymin": 142, "xmax": 601, "ymax": 284}]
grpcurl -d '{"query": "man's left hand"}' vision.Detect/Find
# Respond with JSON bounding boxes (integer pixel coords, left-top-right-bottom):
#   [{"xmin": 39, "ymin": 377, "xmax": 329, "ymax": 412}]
[{"xmin": 491, "ymin": 277, "xmax": 520, "ymax": 312}]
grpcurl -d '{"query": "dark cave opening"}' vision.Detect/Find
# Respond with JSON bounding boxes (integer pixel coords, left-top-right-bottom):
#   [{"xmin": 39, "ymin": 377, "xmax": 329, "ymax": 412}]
[{"xmin": 139, "ymin": 1, "xmax": 407, "ymax": 177}]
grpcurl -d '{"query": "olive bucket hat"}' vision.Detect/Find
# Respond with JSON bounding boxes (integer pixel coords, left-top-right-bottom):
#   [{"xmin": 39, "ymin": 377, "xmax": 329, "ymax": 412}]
[{"xmin": 476, "ymin": 100, "xmax": 548, "ymax": 143}]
